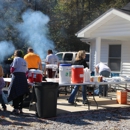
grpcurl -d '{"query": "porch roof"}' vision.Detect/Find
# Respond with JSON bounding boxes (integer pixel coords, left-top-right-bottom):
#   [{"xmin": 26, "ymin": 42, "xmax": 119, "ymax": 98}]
[{"xmin": 76, "ymin": 8, "xmax": 130, "ymax": 41}]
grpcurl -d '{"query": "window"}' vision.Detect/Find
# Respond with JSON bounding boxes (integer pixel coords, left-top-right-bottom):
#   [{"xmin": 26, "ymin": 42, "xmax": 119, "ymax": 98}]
[
  {"xmin": 108, "ymin": 45, "xmax": 121, "ymax": 71},
  {"xmin": 56, "ymin": 53, "xmax": 63, "ymax": 60},
  {"xmin": 64, "ymin": 53, "xmax": 73, "ymax": 61}
]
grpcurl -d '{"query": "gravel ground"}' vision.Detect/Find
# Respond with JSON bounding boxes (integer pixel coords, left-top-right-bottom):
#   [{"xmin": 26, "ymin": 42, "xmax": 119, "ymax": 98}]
[{"xmin": 0, "ymin": 107, "xmax": 130, "ymax": 130}]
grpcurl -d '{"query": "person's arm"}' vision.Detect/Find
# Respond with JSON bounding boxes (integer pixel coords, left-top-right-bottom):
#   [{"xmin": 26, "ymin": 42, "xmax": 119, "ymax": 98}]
[
  {"xmin": 95, "ymin": 66, "xmax": 99, "ymax": 74},
  {"xmin": 0, "ymin": 78, "xmax": 5, "ymax": 89},
  {"xmin": 0, "ymin": 65, "xmax": 4, "ymax": 77},
  {"xmin": 38, "ymin": 56, "xmax": 42, "ymax": 70},
  {"xmin": 45, "ymin": 55, "xmax": 50, "ymax": 64},
  {"xmin": 10, "ymin": 67, "xmax": 15, "ymax": 73},
  {"xmin": 10, "ymin": 58, "xmax": 17, "ymax": 73},
  {"xmin": 39, "ymin": 62, "xmax": 42, "ymax": 70},
  {"xmin": 83, "ymin": 60, "xmax": 89, "ymax": 68}
]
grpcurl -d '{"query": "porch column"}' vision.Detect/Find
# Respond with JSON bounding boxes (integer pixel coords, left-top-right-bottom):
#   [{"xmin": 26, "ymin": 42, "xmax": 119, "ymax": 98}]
[{"xmin": 95, "ymin": 37, "xmax": 101, "ymax": 75}]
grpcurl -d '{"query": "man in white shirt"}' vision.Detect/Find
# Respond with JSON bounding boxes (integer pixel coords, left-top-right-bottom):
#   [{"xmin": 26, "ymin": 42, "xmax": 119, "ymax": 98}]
[
  {"xmin": 45, "ymin": 50, "xmax": 59, "ymax": 78},
  {"xmin": 46, "ymin": 50, "xmax": 59, "ymax": 65},
  {"xmin": 95, "ymin": 62, "xmax": 111, "ymax": 97}
]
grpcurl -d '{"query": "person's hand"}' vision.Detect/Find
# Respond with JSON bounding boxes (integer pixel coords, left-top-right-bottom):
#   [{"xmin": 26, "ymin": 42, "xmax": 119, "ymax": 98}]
[{"xmin": 10, "ymin": 67, "xmax": 15, "ymax": 73}]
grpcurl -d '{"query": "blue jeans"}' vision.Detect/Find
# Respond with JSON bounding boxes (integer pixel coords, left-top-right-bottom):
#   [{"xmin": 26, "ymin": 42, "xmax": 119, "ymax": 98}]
[
  {"xmin": 0, "ymin": 94, "xmax": 6, "ymax": 109},
  {"xmin": 99, "ymin": 70, "xmax": 110, "ymax": 96},
  {"xmin": 68, "ymin": 85, "xmax": 87, "ymax": 103}
]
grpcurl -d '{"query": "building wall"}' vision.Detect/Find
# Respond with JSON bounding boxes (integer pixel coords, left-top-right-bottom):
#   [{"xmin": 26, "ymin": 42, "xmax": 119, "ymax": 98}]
[
  {"xmin": 121, "ymin": 41, "xmax": 130, "ymax": 76},
  {"xmin": 90, "ymin": 39, "xmax": 130, "ymax": 76}
]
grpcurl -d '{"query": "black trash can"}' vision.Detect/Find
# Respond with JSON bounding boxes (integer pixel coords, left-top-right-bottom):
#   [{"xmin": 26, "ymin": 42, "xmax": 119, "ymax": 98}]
[{"xmin": 34, "ymin": 82, "xmax": 58, "ymax": 118}]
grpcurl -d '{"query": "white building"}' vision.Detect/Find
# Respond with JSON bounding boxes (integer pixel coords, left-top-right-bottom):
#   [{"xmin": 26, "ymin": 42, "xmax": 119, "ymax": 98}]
[{"xmin": 76, "ymin": 3, "xmax": 130, "ymax": 76}]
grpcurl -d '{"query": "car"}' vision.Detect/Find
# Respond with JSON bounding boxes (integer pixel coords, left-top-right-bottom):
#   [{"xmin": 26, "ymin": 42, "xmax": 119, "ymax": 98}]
[{"xmin": 56, "ymin": 51, "xmax": 90, "ymax": 66}]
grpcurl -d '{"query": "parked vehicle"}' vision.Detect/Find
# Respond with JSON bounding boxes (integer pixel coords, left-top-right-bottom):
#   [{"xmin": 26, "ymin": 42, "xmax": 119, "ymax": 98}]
[{"xmin": 56, "ymin": 51, "xmax": 90, "ymax": 66}]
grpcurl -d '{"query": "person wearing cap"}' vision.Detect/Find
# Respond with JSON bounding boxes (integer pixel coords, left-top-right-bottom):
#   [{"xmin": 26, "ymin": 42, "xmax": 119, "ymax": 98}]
[
  {"xmin": 68, "ymin": 50, "xmax": 89, "ymax": 104},
  {"xmin": 24, "ymin": 47, "xmax": 42, "ymax": 70},
  {"xmin": 8, "ymin": 50, "xmax": 29, "ymax": 115},
  {"xmin": 95, "ymin": 62, "xmax": 111, "ymax": 97}
]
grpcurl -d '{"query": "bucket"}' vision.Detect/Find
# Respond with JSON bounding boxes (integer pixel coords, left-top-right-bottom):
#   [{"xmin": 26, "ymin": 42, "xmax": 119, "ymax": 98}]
[
  {"xmin": 71, "ymin": 65, "xmax": 84, "ymax": 83},
  {"xmin": 59, "ymin": 64, "xmax": 71, "ymax": 84},
  {"xmin": 117, "ymin": 90, "xmax": 127, "ymax": 104},
  {"xmin": 46, "ymin": 64, "xmax": 58, "ymax": 78},
  {"xmin": 28, "ymin": 69, "xmax": 43, "ymax": 83}
]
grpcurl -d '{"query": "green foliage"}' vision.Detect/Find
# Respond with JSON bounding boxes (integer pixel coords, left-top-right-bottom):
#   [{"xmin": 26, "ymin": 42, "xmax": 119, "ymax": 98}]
[{"xmin": 0, "ymin": 0, "xmax": 129, "ymax": 54}]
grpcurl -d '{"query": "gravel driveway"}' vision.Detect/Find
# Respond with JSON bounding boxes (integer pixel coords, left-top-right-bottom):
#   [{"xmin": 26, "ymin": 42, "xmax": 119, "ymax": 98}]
[{"xmin": 0, "ymin": 107, "xmax": 130, "ymax": 130}]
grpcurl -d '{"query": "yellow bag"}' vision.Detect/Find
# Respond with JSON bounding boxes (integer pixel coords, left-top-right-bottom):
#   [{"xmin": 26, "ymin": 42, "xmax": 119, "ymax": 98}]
[{"xmin": 0, "ymin": 65, "xmax": 4, "ymax": 77}]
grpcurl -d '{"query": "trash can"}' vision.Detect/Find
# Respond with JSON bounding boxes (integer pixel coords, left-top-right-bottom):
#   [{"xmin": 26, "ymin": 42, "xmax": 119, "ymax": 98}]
[{"xmin": 34, "ymin": 82, "xmax": 58, "ymax": 118}]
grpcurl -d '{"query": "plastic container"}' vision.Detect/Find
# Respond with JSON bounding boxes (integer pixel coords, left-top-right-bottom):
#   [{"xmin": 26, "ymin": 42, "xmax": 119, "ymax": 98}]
[
  {"xmin": 117, "ymin": 90, "xmax": 127, "ymax": 104},
  {"xmin": 34, "ymin": 82, "xmax": 58, "ymax": 118},
  {"xmin": 71, "ymin": 65, "xmax": 84, "ymax": 83},
  {"xmin": 83, "ymin": 68, "xmax": 90, "ymax": 82},
  {"xmin": 28, "ymin": 69, "xmax": 43, "ymax": 83},
  {"xmin": 46, "ymin": 64, "xmax": 58, "ymax": 78},
  {"xmin": 59, "ymin": 64, "xmax": 71, "ymax": 84}
]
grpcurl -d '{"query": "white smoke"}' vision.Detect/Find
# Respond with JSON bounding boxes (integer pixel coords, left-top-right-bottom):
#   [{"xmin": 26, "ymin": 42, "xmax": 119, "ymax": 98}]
[
  {"xmin": 15, "ymin": 9, "xmax": 55, "ymax": 60},
  {"xmin": 0, "ymin": 41, "xmax": 15, "ymax": 63}
]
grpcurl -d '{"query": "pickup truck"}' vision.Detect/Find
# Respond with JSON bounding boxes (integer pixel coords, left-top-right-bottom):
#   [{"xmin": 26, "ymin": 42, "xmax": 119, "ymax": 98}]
[{"xmin": 56, "ymin": 51, "xmax": 90, "ymax": 66}]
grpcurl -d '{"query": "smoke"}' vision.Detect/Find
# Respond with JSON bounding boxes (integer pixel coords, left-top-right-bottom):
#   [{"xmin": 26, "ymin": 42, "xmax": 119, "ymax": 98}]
[
  {"xmin": 0, "ymin": 0, "xmax": 55, "ymax": 63},
  {"xmin": 0, "ymin": 0, "xmax": 26, "ymax": 31},
  {"xmin": 0, "ymin": 41, "xmax": 15, "ymax": 63},
  {"xmin": 15, "ymin": 9, "xmax": 55, "ymax": 60},
  {"xmin": 0, "ymin": 0, "xmax": 26, "ymax": 63}
]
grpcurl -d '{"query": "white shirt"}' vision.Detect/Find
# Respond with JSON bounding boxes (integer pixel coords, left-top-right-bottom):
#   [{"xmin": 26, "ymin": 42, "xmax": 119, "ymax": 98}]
[
  {"xmin": 11, "ymin": 57, "xmax": 28, "ymax": 73},
  {"xmin": 46, "ymin": 54, "xmax": 59, "ymax": 64},
  {"xmin": 95, "ymin": 62, "xmax": 111, "ymax": 73}
]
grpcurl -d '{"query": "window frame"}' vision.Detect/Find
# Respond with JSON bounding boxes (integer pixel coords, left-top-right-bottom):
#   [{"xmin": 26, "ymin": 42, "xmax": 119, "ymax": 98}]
[{"xmin": 108, "ymin": 44, "xmax": 121, "ymax": 72}]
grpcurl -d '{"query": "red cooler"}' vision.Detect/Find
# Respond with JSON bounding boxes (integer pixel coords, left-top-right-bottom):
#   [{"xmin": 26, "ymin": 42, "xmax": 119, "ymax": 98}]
[
  {"xmin": 28, "ymin": 69, "xmax": 43, "ymax": 83},
  {"xmin": 71, "ymin": 65, "xmax": 84, "ymax": 83}
]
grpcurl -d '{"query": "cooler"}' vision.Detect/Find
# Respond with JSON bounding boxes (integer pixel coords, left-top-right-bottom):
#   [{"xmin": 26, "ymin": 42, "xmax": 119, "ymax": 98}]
[
  {"xmin": 71, "ymin": 65, "xmax": 84, "ymax": 83},
  {"xmin": 28, "ymin": 69, "xmax": 43, "ymax": 83},
  {"xmin": 59, "ymin": 64, "xmax": 71, "ymax": 84},
  {"xmin": 117, "ymin": 90, "xmax": 127, "ymax": 104}
]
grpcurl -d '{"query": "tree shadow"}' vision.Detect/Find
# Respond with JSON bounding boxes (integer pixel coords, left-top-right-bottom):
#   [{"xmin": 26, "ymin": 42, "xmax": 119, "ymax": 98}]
[
  {"xmin": 47, "ymin": 107, "xmax": 130, "ymax": 126},
  {"xmin": 0, "ymin": 107, "xmax": 130, "ymax": 127},
  {"xmin": 0, "ymin": 110, "xmax": 49, "ymax": 126}
]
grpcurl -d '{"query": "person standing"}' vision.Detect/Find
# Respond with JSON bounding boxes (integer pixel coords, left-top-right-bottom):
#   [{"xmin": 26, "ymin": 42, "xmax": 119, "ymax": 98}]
[
  {"xmin": 0, "ymin": 65, "xmax": 6, "ymax": 111},
  {"xmin": 8, "ymin": 50, "xmax": 29, "ymax": 114},
  {"xmin": 24, "ymin": 47, "xmax": 42, "ymax": 70},
  {"xmin": 45, "ymin": 50, "xmax": 59, "ymax": 78},
  {"xmin": 68, "ymin": 50, "xmax": 89, "ymax": 104},
  {"xmin": 95, "ymin": 62, "xmax": 111, "ymax": 97},
  {"xmin": 46, "ymin": 50, "xmax": 59, "ymax": 65}
]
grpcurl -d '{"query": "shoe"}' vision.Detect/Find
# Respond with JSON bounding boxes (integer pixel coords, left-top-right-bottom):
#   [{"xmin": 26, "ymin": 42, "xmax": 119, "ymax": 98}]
[
  {"xmin": 68, "ymin": 101, "xmax": 75, "ymax": 105},
  {"xmin": 19, "ymin": 109, "xmax": 23, "ymax": 114},
  {"xmin": 68, "ymin": 101, "xmax": 77, "ymax": 105},
  {"xmin": 3, "ymin": 107, "xmax": 7, "ymax": 111},
  {"xmin": 99, "ymin": 94, "xmax": 103, "ymax": 98},
  {"xmin": 83, "ymin": 100, "xmax": 89, "ymax": 104},
  {"xmin": 11, "ymin": 109, "xmax": 19, "ymax": 115}
]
